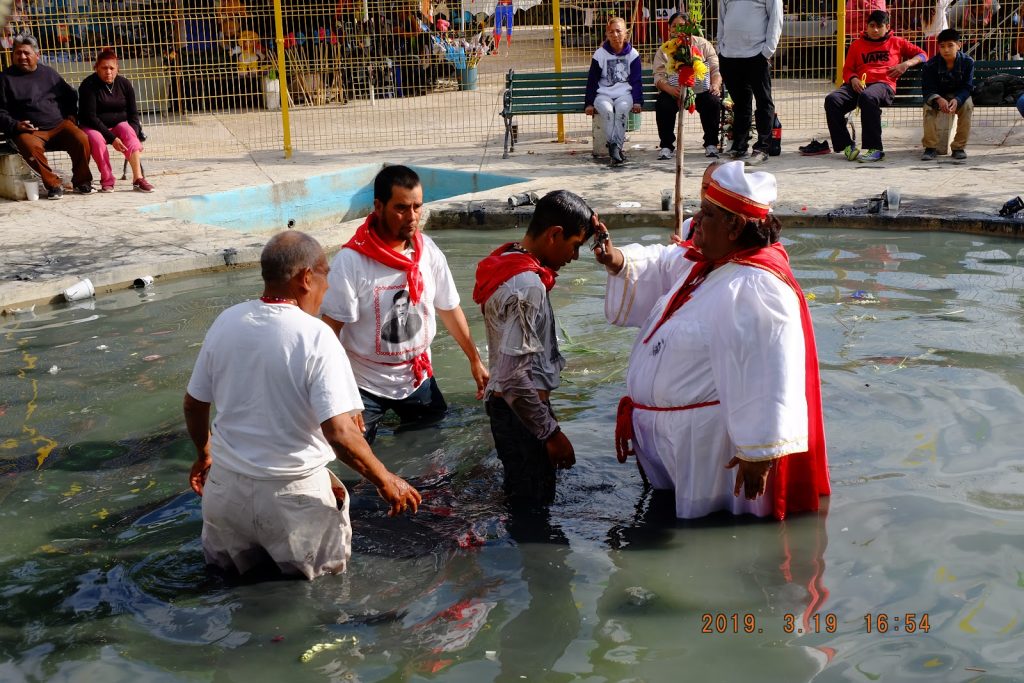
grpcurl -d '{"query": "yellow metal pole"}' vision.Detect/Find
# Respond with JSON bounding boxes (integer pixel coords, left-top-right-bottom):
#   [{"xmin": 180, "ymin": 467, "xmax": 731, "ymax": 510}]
[
  {"xmin": 274, "ymin": 0, "xmax": 293, "ymax": 158},
  {"xmin": 553, "ymin": 0, "xmax": 564, "ymax": 143},
  {"xmin": 835, "ymin": 3, "xmax": 847, "ymax": 87}
]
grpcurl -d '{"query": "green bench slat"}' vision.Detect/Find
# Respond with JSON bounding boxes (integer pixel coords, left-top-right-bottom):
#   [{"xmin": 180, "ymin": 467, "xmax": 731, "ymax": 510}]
[
  {"xmin": 501, "ymin": 68, "xmax": 658, "ymax": 156},
  {"xmin": 891, "ymin": 59, "xmax": 1024, "ymax": 107}
]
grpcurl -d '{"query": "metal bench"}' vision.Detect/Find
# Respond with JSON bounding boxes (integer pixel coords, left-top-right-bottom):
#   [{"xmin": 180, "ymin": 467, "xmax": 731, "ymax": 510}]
[
  {"xmin": 501, "ymin": 68, "xmax": 659, "ymax": 158},
  {"xmin": 891, "ymin": 59, "xmax": 1024, "ymax": 107}
]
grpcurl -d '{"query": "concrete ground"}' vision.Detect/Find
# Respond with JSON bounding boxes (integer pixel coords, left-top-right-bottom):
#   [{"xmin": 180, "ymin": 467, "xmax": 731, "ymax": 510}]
[{"xmin": 2, "ymin": 115, "xmax": 1024, "ymax": 313}]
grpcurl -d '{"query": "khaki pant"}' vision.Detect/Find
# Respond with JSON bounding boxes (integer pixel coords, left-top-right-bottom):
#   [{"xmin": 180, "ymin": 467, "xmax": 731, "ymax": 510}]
[
  {"xmin": 922, "ymin": 96, "xmax": 973, "ymax": 153},
  {"xmin": 12, "ymin": 119, "xmax": 93, "ymax": 190},
  {"xmin": 201, "ymin": 463, "xmax": 351, "ymax": 580}
]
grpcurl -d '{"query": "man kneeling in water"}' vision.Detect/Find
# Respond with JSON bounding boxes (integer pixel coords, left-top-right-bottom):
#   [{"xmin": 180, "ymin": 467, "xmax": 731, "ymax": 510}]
[{"xmin": 184, "ymin": 230, "xmax": 421, "ymax": 580}]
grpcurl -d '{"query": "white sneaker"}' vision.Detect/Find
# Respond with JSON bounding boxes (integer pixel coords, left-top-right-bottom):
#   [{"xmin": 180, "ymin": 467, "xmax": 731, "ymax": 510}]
[
  {"xmin": 657, "ymin": 147, "xmax": 673, "ymax": 160},
  {"xmin": 704, "ymin": 145, "xmax": 719, "ymax": 158}
]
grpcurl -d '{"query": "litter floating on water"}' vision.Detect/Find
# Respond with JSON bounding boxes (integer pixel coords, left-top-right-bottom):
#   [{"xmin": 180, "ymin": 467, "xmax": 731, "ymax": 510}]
[
  {"xmin": 300, "ymin": 636, "xmax": 356, "ymax": 663},
  {"xmin": 96, "ymin": 345, "xmax": 109, "ymax": 351},
  {"xmin": 143, "ymin": 355, "xmax": 162, "ymax": 362},
  {"xmin": 615, "ymin": 201, "xmax": 641, "ymax": 208},
  {"xmin": 849, "ymin": 291, "xmax": 878, "ymax": 304},
  {"xmin": 48, "ymin": 365, "xmax": 60, "ymax": 374},
  {"xmin": 625, "ymin": 586, "xmax": 656, "ymax": 606}
]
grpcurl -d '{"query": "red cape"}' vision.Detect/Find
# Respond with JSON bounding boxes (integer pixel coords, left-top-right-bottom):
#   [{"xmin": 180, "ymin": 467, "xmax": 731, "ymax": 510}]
[{"xmin": 651, "ymin": 241, "xmax": 830, "ymax": 520}]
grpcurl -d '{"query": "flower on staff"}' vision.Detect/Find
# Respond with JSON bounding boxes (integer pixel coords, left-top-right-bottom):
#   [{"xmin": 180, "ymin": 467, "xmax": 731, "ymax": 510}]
[{"xmin": 658, "ymin": 15, "xmax": 707, "ymax": 115}]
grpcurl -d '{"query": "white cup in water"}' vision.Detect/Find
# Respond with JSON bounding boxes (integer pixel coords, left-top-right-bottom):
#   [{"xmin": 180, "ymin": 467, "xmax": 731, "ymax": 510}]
[
  {"xmin": 133, "ymin": 275, "xmax": 154, "ymax": 288},
  {"xmin": 23, "ymin": 179, "xmax": 39, "ymax": 201},
  {"xmin": 63, "ymin": 278, "xmax": 95, "ymax": 302}
]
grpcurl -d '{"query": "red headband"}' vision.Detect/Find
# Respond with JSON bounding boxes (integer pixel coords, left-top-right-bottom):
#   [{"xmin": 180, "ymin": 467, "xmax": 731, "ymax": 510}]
[{"xmin": 705, "ymin": 180, "xmax": 771, "ymax": 220}]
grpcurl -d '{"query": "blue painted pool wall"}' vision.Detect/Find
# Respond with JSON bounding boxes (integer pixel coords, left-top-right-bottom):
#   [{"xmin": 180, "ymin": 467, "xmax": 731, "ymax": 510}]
[{"xmin": 138, "ymin": 164, "xmax": 527, "ymax": 233}]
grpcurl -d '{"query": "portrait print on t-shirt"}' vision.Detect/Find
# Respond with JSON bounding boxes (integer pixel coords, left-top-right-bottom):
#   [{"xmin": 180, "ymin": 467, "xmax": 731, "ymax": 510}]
[
  {"xmin": 378, "ymin": 288, "xmax": 425, "ymax": 350},
  {"xmin": 607, "ymin": 58, "xmax": 629, "ymax": 83}
]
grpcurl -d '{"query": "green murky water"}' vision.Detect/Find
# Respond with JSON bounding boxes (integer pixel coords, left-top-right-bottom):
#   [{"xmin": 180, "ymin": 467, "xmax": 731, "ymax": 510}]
[{"xmin": 2, "ymin": 228, "xmax": 1023, "ymax": 682}]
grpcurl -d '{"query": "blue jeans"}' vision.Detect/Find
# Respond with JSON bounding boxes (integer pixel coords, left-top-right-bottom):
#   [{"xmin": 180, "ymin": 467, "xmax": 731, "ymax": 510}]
[
  {"xmin": 359, "ymin": 377, "xmax": 447, "ymax": 444},
  {"xmin": 1017, "ymin": 93, "xmax": 1024, "ymax": 118}
]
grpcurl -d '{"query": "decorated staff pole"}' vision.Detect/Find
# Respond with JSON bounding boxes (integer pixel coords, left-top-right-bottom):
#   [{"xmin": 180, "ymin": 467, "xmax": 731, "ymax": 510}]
[
  {"xmin": 660, "ymin": 6, "xmax": 707, "ymax": 239},
  {"xmin": 675, "ymin": 92, "xmax": 685, "ymax": 238}
]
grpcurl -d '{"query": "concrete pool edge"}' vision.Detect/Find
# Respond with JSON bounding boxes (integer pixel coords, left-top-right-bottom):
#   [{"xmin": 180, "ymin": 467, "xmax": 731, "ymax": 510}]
[{"xmin": 4, "ymin": 202, "xmax": 1024, "ymax": 314}]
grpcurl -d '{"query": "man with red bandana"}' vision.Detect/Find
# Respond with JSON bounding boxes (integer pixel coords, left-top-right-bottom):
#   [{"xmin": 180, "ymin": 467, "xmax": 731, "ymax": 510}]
[
  {"xmin": 472, "ymin": 190, "xmax": 595, "ymax": 504},
  {"xmin": 595, "ymin": 161, "xmax": 829, "ymax": 520},
  {"xmin": 321, "ymin": 165, "xmax": 488, "ymax": 444}
]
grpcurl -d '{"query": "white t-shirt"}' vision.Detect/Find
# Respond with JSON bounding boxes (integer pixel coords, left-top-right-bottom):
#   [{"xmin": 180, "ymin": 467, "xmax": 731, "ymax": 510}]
[
  {"xmin": 187, "ymin": 301, "xmax": 363, "ymax": 480},
  {"xmin": 321, "ymin": 233, "xmax": 460, "ymax": 400}
]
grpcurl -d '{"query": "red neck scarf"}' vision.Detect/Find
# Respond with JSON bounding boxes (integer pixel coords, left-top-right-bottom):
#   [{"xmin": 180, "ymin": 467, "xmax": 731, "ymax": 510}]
[
  {"xmin": 647, "ymin": 240, "xmax": 830, "ymax": 520},
  {"xmin": 472, "ymin": 242, "xmax": 557, "ymax": 306},
  {"xmin": 344, "ymin": 213, "xmax": 425, "ymax": 305}
]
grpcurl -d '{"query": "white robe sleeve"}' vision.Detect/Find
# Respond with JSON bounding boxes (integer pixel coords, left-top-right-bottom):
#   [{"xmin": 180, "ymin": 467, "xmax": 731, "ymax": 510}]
[
  {"xmin": 708, "ymin": 268, "xmax": 809, "ymax": 461},
  {"xmin": 605, "ymin": 243, "xmax": 694, "ymax": 327}
]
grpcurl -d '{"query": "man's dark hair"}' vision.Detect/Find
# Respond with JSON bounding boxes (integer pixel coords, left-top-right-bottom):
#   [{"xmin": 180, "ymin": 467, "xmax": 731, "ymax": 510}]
[
  {"xmin": 527, "ymin": 190, "xmax": 595, "ymax": 240},
  {"xmin": 866, "ymin": 10, "xmax": 890, "ymax": 26},
  {"xmin": 261, "ymin": 230, "xmax": 324, "ymax": 284},
  {"xmin": 95, "ymin": 48, "xmax": 119, "ymax": 65},
  {"xmin": 937, "ymin": 28, "xmax": 961, "ymax": 44},
  {"xmin": 393, "ymin": 289, "xmax": 409, "ymax": 303},
  {"xmin": 736, "ymin": 214, "xmax": 783, "ymax": 250},
  {"xmin": 374, "ymin": 165, "xmax": 421, "ymax": 205}
]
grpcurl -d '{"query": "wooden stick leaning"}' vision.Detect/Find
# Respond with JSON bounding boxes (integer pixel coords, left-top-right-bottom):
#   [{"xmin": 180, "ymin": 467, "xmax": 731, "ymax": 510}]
[{"xmin": 674, "ymin": 83, "xmax": 685, "ymax": 239}]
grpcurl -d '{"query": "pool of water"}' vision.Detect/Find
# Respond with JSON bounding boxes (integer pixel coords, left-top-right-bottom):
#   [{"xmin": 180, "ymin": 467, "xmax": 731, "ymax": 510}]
[
  {"xmin": 2, "ymin": 228, "xmax": 1024, "ymax": 682},
  {"xmin": 137, "ymin": 164, "xmax": 527, "ymax": 233}
]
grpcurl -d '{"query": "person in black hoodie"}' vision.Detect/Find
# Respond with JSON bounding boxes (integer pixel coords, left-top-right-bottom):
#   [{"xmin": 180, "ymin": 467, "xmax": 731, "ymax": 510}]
[
  {"xmin": 0, "ymin": 34, "xmax": 93, "ymax": 199},
  {"xmin": 79, "ymin": 49, "xmax": 153, "ymax": 192}
]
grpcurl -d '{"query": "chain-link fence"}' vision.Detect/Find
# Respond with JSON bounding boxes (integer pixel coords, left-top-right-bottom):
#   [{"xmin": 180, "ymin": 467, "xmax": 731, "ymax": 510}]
[{"xmin": 1, "ymin": 0, "xmax": 1018, "ymax": 158}]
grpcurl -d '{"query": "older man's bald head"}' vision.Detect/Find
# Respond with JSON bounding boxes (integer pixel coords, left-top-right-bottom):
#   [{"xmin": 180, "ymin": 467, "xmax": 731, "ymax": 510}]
[{"xmin": 261, "ymin": 230, "xmax": 325, "ymax": 285}]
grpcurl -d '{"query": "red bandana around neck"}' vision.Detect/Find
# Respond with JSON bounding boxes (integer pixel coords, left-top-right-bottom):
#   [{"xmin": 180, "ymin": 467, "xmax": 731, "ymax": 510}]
[
  {"xmin": 472, "ymin": 242, "xmax": 557, "ymax": 306},
  {"xmin": 344, "ymin": 213, "xmax": 425, "ymax": 304},
  {"xmin": 643, "ymin": 240, "xmax": 830, "ymax": 520}
]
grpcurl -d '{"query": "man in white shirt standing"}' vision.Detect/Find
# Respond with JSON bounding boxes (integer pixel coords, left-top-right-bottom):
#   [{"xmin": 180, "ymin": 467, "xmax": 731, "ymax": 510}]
[
  {"xmin": 717, "ymin": 0, "xmax": 783, "ymax": 164},
  {"xmin": 321, "ymin": 165, "xmax": 489, "ymax": 444},
  {"xmin": 184, "ymin": 230, "xmax": 421, "ymax": 580}
]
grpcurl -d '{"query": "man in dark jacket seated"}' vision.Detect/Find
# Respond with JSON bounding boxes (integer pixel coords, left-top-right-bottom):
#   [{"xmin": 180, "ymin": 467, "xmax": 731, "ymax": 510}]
[{"xmin": 0, "ymin": 34, "xmax": 93, "ymax": 199}]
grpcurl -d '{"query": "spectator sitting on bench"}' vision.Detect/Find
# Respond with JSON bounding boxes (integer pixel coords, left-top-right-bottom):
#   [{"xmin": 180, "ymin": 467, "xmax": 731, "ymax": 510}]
[
  {"xmin": 584, "ymin": 17, "xmax": 643, "ymax": 167},
  {"xmin": 821, "ymin": 10, "xmax": 925, "ymax": 163},
  {"xmin": 654, "ymin": 11, "xmax": 723, "ymax": 161},
  {"xmin": 78, "ymin": 49, "xmax": 154, "ymax": 193},
  {"xmin": 0, "ymin": 34, "xmax": 94, "ymax": 199},
  {"xmin": 920, "ymin": 28, "xmax": 973, "ymax": 160}
]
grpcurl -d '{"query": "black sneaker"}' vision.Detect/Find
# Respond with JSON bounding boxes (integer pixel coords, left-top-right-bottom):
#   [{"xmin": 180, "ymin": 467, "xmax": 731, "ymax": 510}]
[
  {"xmin": 609, "ymin": 144, "xmax": 625, "ymax": 166},
  {"xmin": 799, "ymin": 139, "xmax": 831, "ymax": 156},
  {"xmin": 74, "ymin": 183, "xmax": 93, "ymax": 195},
  {"xmin": 921, "ymin": 148, "xmax": 937, "ymax": 161},
  {"xmin": 951, "ymin": 149, "xmax": 967, "ymax": 160},
  {"xmin": 727, "ymin": 148, "xmax": 749, "ymax": 160},
  {"xmin": 47, "ymin": 185, "xmax": 64, "ymax": 200}
]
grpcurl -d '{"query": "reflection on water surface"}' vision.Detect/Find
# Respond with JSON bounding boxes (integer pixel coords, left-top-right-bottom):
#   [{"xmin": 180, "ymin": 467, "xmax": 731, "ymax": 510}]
[{"xmin": 1, "ymin": 228, "xmax": 1023, "ymax": 682}]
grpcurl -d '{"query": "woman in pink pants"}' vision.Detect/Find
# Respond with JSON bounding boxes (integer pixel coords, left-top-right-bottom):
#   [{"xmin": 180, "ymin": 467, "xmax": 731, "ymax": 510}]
[{"xmin": 78, "ymin": 49, "xmax": 153, "ymax": 192}]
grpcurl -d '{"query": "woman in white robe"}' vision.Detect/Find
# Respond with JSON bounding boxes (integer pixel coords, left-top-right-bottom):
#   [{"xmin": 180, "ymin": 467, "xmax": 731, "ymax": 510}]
[{"xmin": 595, "ymin": 161, "xmax": 830, "ymax": 520}]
